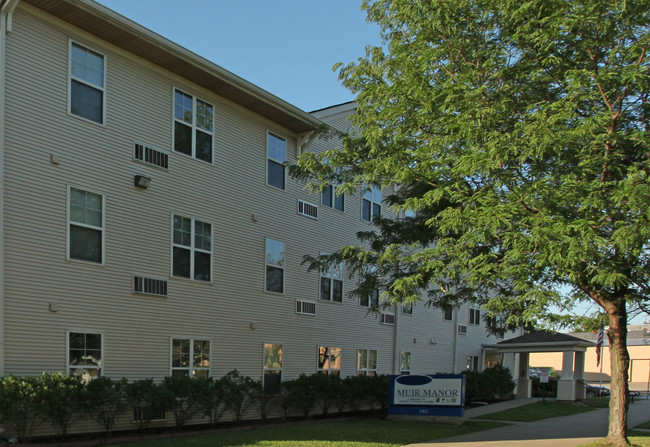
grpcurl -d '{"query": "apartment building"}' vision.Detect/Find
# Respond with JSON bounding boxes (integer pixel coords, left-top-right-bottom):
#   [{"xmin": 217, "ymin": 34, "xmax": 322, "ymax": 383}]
[{"xmin": 0, "ymin": 0, "xmax": 510, "ymax": 408}]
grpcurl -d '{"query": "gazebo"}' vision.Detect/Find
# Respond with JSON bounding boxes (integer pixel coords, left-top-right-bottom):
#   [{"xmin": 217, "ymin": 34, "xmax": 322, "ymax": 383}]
[{"xmin": 487, "ymin": 331, "xmax": 595, "ymax": 401}]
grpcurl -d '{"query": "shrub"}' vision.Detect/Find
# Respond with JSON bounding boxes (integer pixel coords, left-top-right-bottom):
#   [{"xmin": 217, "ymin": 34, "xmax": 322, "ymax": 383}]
[
  {"xmin": 38, "ymin": 372, "xmax": 86, "ymax": 440},
  {"xmin": 125, "ymin": 379, "xmax": 173, "ymax": 432},
  {"xmin": 311, "ymin": 373, "xmax": 341, "ymax": 415},
  {"xmin": 196, "ymin": 376, "xmax": 228, "ymax": 426},
  {"xmin": 283, "ymin": 374, "xmax": 317, "ymax": 419},
  {"xmin": 162, "ymin": 375, "xmax": 204, "ymax": 431},
  {"xmin": 342, "ymin": 375, "xmax": 373, "ymax": 413},
  {"xmin": 531, "ymin": 377, "xmax": 558, "ymax": 397},
  {"xmin": 464, "ymin": 365, "xmax": 515, "ymax": 403},
  {"xmin": 84, "ymin": 376, "xmax": 128, "ymax": 437},
  {"xmin": 0, "ymin": 375, "xmax": 43, "ymax": 442},
  {"xmin": 222, "ymin": 370, "xmax": 256, "ymax": 423}
]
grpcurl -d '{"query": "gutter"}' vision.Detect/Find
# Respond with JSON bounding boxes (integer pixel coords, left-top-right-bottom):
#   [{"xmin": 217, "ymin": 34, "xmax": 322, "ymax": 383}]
[{"xmin": 0, "ymin": 0, "xmax": 21, "ymax": 377}]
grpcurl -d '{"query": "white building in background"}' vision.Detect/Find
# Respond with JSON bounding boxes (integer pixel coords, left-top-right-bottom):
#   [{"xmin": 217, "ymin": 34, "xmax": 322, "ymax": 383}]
[{"xmin": 0, "ymin": 0, "xmax": 517, "ymax": 430}]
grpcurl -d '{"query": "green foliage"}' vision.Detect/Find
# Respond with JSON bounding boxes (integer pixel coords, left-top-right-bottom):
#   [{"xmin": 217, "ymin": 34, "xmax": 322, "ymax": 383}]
[
  {"xmin": 38, "ymin": 372, "xmax": 86, "ymax": 439},
  {"xmin": 341, "ymin": 375, "xmax": 375, "ymax": 414},
  {"xmin": 531, "ymin": 377, "xmax": 558, "ymax": 398},
  {"xmin": 196, "ymin": 376, "xmax": 229, "ymax": 426},
  {"xmin": 0, "ymin": 375, "xmax": 43, "ymax": 441},
  {"xmin": 162, "ymin": 375, "xmax": 204, "ymax": 431},
  {"xmin": 84, "ymin": 376, "xmax": 128, "ymax": 436},
  {"xmin": 310, "ymin": 373, "xmax": 342, "ymax": 415},
  {"xmin": 464, "ymin": 365, "xmax": 515, "ymax": 402},
  {"xmin": 282, "ymin": 374, "xmax": 317, "ymax": 419},
  {"xmin": 221, "ymin": 370, "xmax": 256, "ymax": 423},
  {"xmin": 125, "ymin": 378, "xmax": 173, "ymax": 432}
]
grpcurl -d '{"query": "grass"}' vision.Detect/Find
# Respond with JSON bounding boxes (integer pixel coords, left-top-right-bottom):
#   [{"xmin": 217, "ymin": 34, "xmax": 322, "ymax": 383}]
[
  {"xmin": 576, "ymin": 432, "xmax": 650, "ymax": 447},
  {"xmin": 118, "ymin": 419, "xmax": 508, "ymax": 447},
  {"xmin": 584, "ymin": 397, "xmax": 611, "ymax": 408},
  {"xmin": 473, "ymin": 401, "xmax": 594, "ymax": 422}
]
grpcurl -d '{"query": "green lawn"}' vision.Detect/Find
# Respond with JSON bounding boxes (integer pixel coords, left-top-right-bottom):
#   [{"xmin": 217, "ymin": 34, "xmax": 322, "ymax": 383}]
[
  {"xmin": 473, "ymin": 401, "xmax": 594, "ymax": 422},
  {"xmin": 118, "ymin": 419, "xmax": 507, "ymax": 447},
  {"xmin": 576, "ymin": 433, "xmax": 650, "ymax": 447}
]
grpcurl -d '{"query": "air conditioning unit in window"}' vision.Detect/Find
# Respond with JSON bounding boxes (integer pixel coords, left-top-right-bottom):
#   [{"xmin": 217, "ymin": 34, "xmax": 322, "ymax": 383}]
[
  {"xmin": 458, "ymin": 324, "xmax": 468, "ymax": 335},
  {"xmin": 298, "ymin": 200, "xmax": 318, "ymax": 219},
  {"xmin": 381, "ymin": 313, "xmax": 395, "ymax": 325},
  {"xmin": 134, "ymin": 142, "xmax": 169, "ymax": 169},
  {"xmin": 133, "ymin": 275, "xmax": 168, "ymax": 297},
  {"xmin": 296, "ymin": 300, "xmax": 316, "ymax": 315}
]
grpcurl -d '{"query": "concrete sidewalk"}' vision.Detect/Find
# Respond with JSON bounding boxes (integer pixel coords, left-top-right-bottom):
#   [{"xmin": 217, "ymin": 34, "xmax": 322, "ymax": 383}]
[{"xmin": 403, "ymin": 397, "xmax": 650, "ymax": 447}]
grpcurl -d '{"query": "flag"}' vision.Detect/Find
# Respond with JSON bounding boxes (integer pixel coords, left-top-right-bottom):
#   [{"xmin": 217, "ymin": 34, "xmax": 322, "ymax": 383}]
[{"xmin": 596, "ymin": 320, "xmax": 605, "ymax": 367}]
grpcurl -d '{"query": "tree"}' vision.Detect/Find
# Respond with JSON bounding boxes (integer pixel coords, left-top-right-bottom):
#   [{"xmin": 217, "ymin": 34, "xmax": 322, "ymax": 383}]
[{"xmin": 292, "ymin": 1, "xmax": 649, "ymax": 445}]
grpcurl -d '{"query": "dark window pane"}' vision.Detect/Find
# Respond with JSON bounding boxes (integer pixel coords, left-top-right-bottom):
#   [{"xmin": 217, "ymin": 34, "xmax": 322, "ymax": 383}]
[
  {"xmin": 362, "ymin": 199, "xmax": 371, "ymax": 221},
  {"xmin": 194, "ymin": 251, "xmax": 211, "ymax": 281},
  {"xmin": 86, "ymin": 333, "xmax": 101, "ymax": 350},
  {"xmin": 264, "ymin": 370, "xmax": 281, "ymax": 395},
  {"xmin": 71, "ymin": 80, "xmax": 103, "ymax": 123},
  {"xmin": 196, "ymin": 130, "xmax": 212, "ymax": 162},
  {"xmin": 360, "ymin": 294, "xmax": 369, "ymax": 307},
  {"xmin": 373, "ymin": 203, "xmax": 381, "ymax": 219},
  {"xmin": 173, "ymin": 247, "xmax": 191, "ymax": 278},
  {"xmin": 322, "ymin": 185, "xmax": 333, "ymax": 207},
  {"xmin": 267, "ymin": 160, "xmax": 285, "ymax": 189},
  {"xmin": 334, "ymin": 193, "xmax": 344, "ymax": 212},
  {"xmin": 174, "ymin": 121, "xmax": 192, "ymax": 155},
  {"xmin": 320, "ymin": 277, "xmax": 331, "ymax": 301},
  {"xmin": 333, "ymin": 279, "xmax": 343, "ymax": 302},
  {"xmin": 266, "ymin": 266, "xmax": 284, "ymax": 293},
  {"xmin": 70, "ymin": 225, "xmax": 102, "ymax": 262}
]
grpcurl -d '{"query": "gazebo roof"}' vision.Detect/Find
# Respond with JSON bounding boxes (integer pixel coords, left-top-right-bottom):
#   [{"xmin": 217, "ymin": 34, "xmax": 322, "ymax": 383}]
[{"xmin": 494, "ymin": 330, "xmax": 594, "ymax": 353}]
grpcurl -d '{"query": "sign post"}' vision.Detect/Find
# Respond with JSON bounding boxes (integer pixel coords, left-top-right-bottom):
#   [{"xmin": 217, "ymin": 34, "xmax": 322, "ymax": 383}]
[
  {"xmin": 540, "ymin": 370, "xmax": 549, "ymax": 401},
  {"xmin": 388, "ymin": 374, "xmax": 465, "ymax": 424}
]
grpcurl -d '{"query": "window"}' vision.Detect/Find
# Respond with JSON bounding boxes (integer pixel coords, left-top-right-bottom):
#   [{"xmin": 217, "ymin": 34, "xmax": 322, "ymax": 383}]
[
  {"xmin": 318, "ymin": 347, "xmax": 341, "ymax": 375},
  {"xmin": 174, "ymin": 89, "xmax": 213, "ymax": 162},
  {"xmin": 469, "ymin": 306, "xmax": 481, "ymax": 325},
  {"xmin": 320, "ymin": 257, "xmax": 343, "ymax": 302},
  {"xmin": 362, "ymin": 186, "xmax": 381, "ymax": 221},
  {"xmin": 171, "ymin": 339, "xmax": 210, "ymax": 378},
  {"xmin": 400, "ymin": 352, "xmax": 411, "ymax": 375},
  {"xmin": 68, "ymin": 187, "xmax": 104, "ymax": 263},
  {"xmin": 267, "ymin": 132, "xmax": 286, "ymax": 189},
  {"xmin": 69, "ymin": 41, "xmax": 105, "ymax": 124},
  {"xmin": 263, "ymin": 343, "xmax": 283, "ymax": 394},
  {"xmin": 381, "ymin": 312, "xmax": 395, "ymax": 325},
  {"xmin": 322, "ymin": 184, "xmax": 344, "ymax": 212},
  {"xmin": 467, "ymin": 355, "xmax": 479, "ymax": 371},
  {"xmin": 172, "ymin": 215, "xmax": 212, "ymax": 281},
  {"xmin": 265, "ymin": 238, "xmax": 285, "ymax": 293},
  {"xmin": 458, "ymin": 324, "xmax": 468, "ymax": 334},
  {"xmin": 68, "ymin": 332, "xmax": 102, "ymax": 384},
  {"xmin": 402, "ymin": 303, "xmax": 413, "ymax": 315},
  {"xmin": 360, "ymin": 288, "xmax": 379, "ymax": 308},
  {"xmin": 358, "ymin": 349, "xmax": 377, "ymax": 376},
  {"xmin": 443, "ymin": 307, "xmax": 453, "ymax": 321}
]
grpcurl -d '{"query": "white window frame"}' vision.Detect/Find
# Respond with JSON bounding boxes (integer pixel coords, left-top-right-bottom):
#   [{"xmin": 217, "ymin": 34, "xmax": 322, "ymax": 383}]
[
  {"xmin": 400, "ymin": 351, "xmax": 411, "ymax": 375},
  {"xmin": 67, "ymin": 186, "xmax": 105, "ymax": 265},
  {"xmin": 263, "ymin": 343, "xmax": 283, "ymax": 394},
  {"xmin": 402, "ymin": 303, "xmax": 413, "ymax": 315},
  {"xmin": 265, "ymin": 238, "xmax": 285, "ymax": 294},
  {"xmin": 469, "ymin": 306, "xmax": 481, "ymax": 325},
  {"xmin": 321, "ymin": 183, "xmax": 345, "ymax": 212},
  {"xmin": 171, "ymin": 214, "xmax": 212, "ymax": 282},
  {"xmin": 357, "ymin": 348, "xmax": 378, "ymax": 376},
  {"xmin": 319, "ymin": 254, "xmax": 343, "ymax": 303},
  {"xmin": 172, "ymin": 88, "xmax": 214, "ymax": 163},
  {"xmin": 68, "ymin": 40, "xmax": 106, "ymax": 126},
  {"xmin": 362, "ymin": 186, "xmax": 382, "ymax": 221},
  {"xmin": 67, "ymin": 330, "xmax": 103, "ymax": 383},
  {"xmin": 170, "ymin": 338, "xmax": 211, "ymax": 378},
  {"xmin": 266, "ymin": 131, "xmax": 287, "ymax": 190},
  {"xmin": 317, "ymin": 346, "xmax": 341, "ymax": 375},
  {"xmin": 467, "ymin": 355, "xmax": 480, "ymax": 371},
  {"xmin": 443, "ymin": 307, "xmax": 453, "ymax": 321}
]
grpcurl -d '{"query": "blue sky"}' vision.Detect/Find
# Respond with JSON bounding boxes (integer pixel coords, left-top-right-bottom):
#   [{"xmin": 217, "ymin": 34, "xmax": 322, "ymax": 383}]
[{"xmin": 95, "ymin": 0, "xmax": 382, "ymax": 112}]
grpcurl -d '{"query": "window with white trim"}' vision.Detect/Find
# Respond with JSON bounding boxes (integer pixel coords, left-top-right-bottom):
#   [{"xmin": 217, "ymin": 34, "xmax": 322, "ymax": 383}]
[
  {"xmin": 467, "ymin": 355, "xmax": 479, "ymax": 371},
  {"xmin": 318, "ymin": 346, "xmax": 341, "ymax": 375},
  {"xmin": 264, "ymin": 343, "xmax": 283, "ymax": 394},
  {"xmin": 68, "ymin": 332, "xmax": 102, "ymax": 384},
  {"xmin": 265, "ymin": 238, "xmax": 285, "ymax": 293},
  {"xmin": 358, "ymin": 349, "xmax": 377, "ymax": 376},
  {"xmin": 322, "ymin": 184, "xmax": 344, "ymax": 212},
  {"xmin": 402, "ymin": 303, "xmax": 413, "ymax": 315},
  {"xmin": 443, "ymin": 307, "xmax": 453, "ymax": 321},
  {"xmin": 469, "ymin": 306, "xmax": 481, "ymax": 325},
  {"xmin": 362, "ymin": 186, "xmax": 381, "ymax": 221},
  {"xmin": 69, "ymin": 41, "xmax": 105, "ymax": 124},
  {"xmin": 68, "ymin": 187, "xmax": 104, "ymax": 263},
  {"xmin": 320, "ymin": 256, "xmax": 343, "ymax": 302},
  {"xmin": 400, "ymin": 351, "xmax": 411, "ymax": 375},
  {"xmin": 174, "ymin": 89, "xmax": 213, "ymax": 162},
  {"xmin": 360, "ymin": 288, "xmax": 379, "ymax": 308},
  {"xmin": 171, "ymin": 339, "xmax": 211, "ymax": 378},
  {"xmin": 172, "ymin": 215, "xmax": 211, "ymax": 281},
  {"xmin": 267, "ymin": 132, "xmax": 286, "ymax": 189}
]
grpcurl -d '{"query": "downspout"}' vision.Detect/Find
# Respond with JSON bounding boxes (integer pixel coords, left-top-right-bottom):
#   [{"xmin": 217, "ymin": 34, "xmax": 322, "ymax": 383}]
[
  {"xmin": 451, "ymin": 305, "xmax": 459, "ymax": 373},
  {"xmin": 0, "ymin": 0, "xmax": 20, "ymax": 377},
  {"xmin": 392, "ymin": 304, "xmax": 399, "ymax": 374}
]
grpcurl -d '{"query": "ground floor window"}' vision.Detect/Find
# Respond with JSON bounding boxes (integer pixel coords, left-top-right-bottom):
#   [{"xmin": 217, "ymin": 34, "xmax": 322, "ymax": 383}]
[
  {"xmin": 400, "ymin": 352, "xmax": 411, "ymax": 375},
  {"xmin": 171, "ymin": 339, "xmax": 211, "ymax": 378},
  {"xmin": 68, "ymin": 331, "xmax": 102, "ymax": 384},
  {"xmin": 264, "ymin": 343, "xmax": 283, "ymax": 394},
  {"xmin": 318, "ymin": 346, "xmax": 341, "ymax": 375},
  {"xmin": 358, "ymin": 349, "xmax": 377, "ymax": 376},
  {"xmin": 467, "ymin": 355, "xmax": 479, "ymax": 371}
]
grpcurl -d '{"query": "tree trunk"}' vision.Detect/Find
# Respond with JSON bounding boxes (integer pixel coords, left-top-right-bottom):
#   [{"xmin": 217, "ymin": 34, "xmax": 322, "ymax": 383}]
[{"xmin": 606, "ymin": 301, "xmax": 630, "ymax": 446}]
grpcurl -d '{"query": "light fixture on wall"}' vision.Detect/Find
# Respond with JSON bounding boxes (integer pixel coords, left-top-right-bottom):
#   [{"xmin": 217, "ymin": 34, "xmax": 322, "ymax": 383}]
[{"xmin": 134, "ymin": 175, "xmax": 151, "ymax": 188}]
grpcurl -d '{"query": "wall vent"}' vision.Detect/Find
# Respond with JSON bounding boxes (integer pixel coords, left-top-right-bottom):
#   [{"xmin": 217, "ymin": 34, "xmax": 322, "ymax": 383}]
[
  {"xmin": 134, "ymin": 143, "xmax": 169, "ymax": 169},
  {"xmin": 298, "ymin": 200, "xmax": 318, "ymax": 219},
  {"xmin": 381, "ymin": 313, "xmax": 395, "ymax": 325},
  {"xmin": 133, "ymin": 276, "xmax": 168, "ymax": 297},
  {"xmin": 458, "ymin": 324, "xmax": 468, "ymax": 335},
  {"xmin": 132, "ymin": 405, "xmax": 166, "ymax": 422},
  {"xmin": 296, "ymin": 300, "xmax": 316, "ymax": 315}
]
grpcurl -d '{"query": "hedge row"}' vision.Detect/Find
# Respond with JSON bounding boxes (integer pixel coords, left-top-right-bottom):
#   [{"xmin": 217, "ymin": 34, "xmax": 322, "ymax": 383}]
[
  {"xmin": 0, "ymin": 371, "xmax": 389, "ymax": 442},
  {"xmin": 463, "ymin": 365, "xmax": 516, "ymax": 402}
]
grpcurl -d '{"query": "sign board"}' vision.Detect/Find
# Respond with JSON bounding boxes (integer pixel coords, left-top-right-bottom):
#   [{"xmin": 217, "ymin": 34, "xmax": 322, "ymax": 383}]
[
  {"xmin": 388, "ymin": 374, "xmax": 465, "ymax": 418},
  {"xmin": 540, "ymin": 371, "xmax": 549, "ymax": 383}
]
